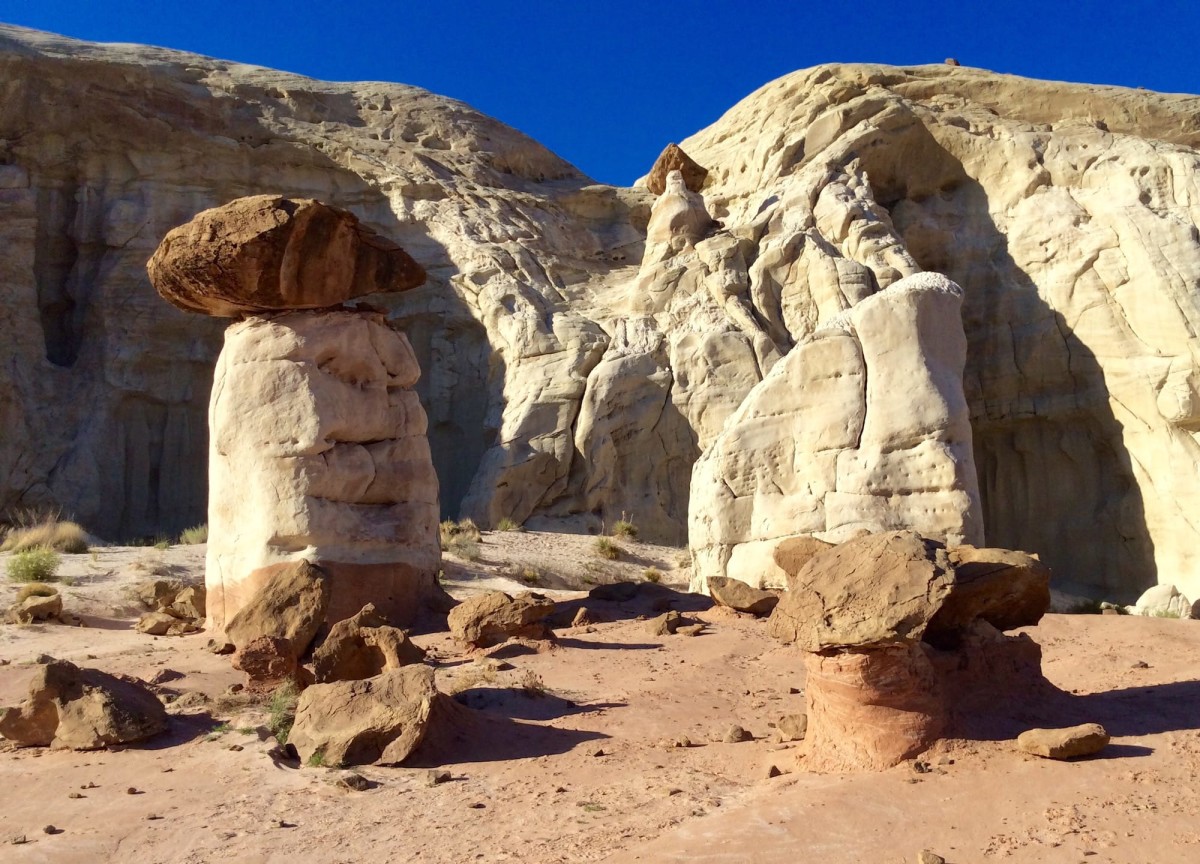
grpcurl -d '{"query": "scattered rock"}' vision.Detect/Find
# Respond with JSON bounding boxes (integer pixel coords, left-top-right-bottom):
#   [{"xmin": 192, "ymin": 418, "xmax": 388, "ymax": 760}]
[
  {"xmin": 312, "ymin": 603, "xmax": 426, "ymax": 683},
  {"xmin": 206, "ymin": 639, "xmax": 236, "ymax": 655},
  {"xmin": 427, "ymin": 769, "xmax": 452, "ymax": 786},
  {"xmin": 7, "ymin": 591, "xmax": 63, "ymax": 624},
  {"xmin": 224, "ymin": 560, "xmax": 331, "ymax": 658},
  {"xmin": 148, "ymin": 195, "xmax": 426, "ymax": 316},
  {"xmin": 771, "ymin": 536, "xmax": 835, "ymax": 584},
  {"xmin": 763, "ymin": 764, "xmax": 783, "ymax": 779},
  {"xmin": 646, "ymin": 143, "xmax": 709, "ymax": 196},
  {"xmin": 571, "ymin": 607, "xmax": 595, "ymax": 627},
  {"xmin": 167, "ymin": 584, "xmax": 207, "ymax": 620},
  {"xmin": 43, "ymin": 825, "xmax": 61, "ymax": 835},
  {"xmin": 288, "ymin": 666, "xmax": 444, "ymax": 767},
  {"xmin": 0, "ymin": 657, "xmax": 168, "ymax": 750},
  {"xmin": 1017, "ymin": 724, "xmax": 1110, "ymax": 759},
  {"xmin": 917, "ymin": 850, "xmax": 946, "ymax": 864},
  {"xmin": 587, "ymin": 582, "xmax": 641, "ymax": 602},
  {"xmin": 136, "ymin": 611, "xmax": 200, "ymax": 637},
  {"xmin": 1124, "ymin": 584, "xmax": 1194, "ymax": 619},
  {"xmin": 336, "ymin": 773, "xmax": 372, "ymax": 791},
  {"xmin": 707, "ymin": 576, "xmax": 779, "ymax": 616},
  {"xmin": 230, "ymin": 636, "xmax": 301, "ymax": 691},
  {"xmin": 134, "ymin": 579, "xmax": 185, "ymax": 610},
  {"xmin": 722, "ymin": 724, "xmax": 752, "ymax": 744},
  {"xmin": 647, "ymin": 610, "xmax": 702, "ymax": 636},
  {"xmin": 775, "ymin": 713, "xmax": 808, "ymax": 742},
  {"xmin": 447, "ymin": 591, "xmax": 556, "ymax": 647}
]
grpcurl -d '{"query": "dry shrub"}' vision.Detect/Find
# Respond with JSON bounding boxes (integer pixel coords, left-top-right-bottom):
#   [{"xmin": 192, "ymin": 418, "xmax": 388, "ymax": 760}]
[
  {"xmin": 610, "ymin": 518, "xmax": 638, "ymax": 540},
  {"xmin": 17, "ymin": 582, "xmax": 59, "ymax": 601},
  {"xmin": 1, "ymin": 519, "xmax": 88, "ymax": 554},
  {"xmin": 179, "ymin": 524, "xmax": 208, "ymax": 544},
  {"xmin": 441, "ymin": 518, "xmax": 482, "ymax": 560}
]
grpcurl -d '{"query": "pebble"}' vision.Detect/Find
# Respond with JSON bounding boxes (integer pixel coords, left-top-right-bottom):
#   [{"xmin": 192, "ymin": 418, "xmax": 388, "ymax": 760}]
[{"xmin": 427, "ymin": 770, "xmax": 452, "ymax": 786}]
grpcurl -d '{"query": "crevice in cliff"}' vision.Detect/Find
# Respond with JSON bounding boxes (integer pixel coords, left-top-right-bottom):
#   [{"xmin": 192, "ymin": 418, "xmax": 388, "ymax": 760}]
[{"xmin": 34, "ymin": 179, "xmax": 82, "ymax": 367}]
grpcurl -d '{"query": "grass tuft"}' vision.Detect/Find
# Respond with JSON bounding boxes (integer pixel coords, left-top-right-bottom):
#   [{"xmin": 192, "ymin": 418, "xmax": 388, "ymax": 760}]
[
  {"xmin": 594, "ymin": 537, "xmax": 620, "ymax": 561},
  {"xmin": 495, "ymin": 517, "xmax": 523, "ymax": 532},
  {"xmin": 179, "ymin": 524, "xmax": 208, "ymax": 545},
  {"xmin": 642, "ymin": 567, "xmax": 662, "ymax": 584},
  {"xmin": 610, "ymin": 518, "xmax": 638, "ymax": 540},
  {"xmin": 267, "ymin": 682, "xmax": 299, "ymax": 744}
]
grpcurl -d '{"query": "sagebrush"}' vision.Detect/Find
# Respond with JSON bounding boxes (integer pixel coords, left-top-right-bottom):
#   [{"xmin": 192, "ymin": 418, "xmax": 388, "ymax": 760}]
[{"xmin": 6, "ymin": 548, "xmax": 62, "ymax": 583}]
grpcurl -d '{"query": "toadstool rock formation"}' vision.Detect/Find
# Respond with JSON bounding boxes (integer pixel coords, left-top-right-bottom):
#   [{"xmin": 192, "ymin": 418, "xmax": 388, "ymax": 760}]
[
  {"xmin": 768, "ymin": 530, "xmax": 1052, "ymax": 771},
  {"xmin": 146, "ymin": 196, "xmax": 443, "ymax": 630}
]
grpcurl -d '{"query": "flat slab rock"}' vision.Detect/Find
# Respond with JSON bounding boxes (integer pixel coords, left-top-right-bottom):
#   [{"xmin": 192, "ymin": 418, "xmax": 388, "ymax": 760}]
[
  {"xmin": 1017, "ymin": 723, "xmax": 1110, "ymax": 759},
  {"xmin": 447, "ymin": 591, "xmax": 556, "ymax": 647}
]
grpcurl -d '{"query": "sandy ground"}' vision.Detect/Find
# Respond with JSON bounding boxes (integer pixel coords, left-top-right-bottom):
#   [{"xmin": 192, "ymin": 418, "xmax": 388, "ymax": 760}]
[{"xmin": 1, "ymin": 532, "xmax": 1198, "ymax": 863}]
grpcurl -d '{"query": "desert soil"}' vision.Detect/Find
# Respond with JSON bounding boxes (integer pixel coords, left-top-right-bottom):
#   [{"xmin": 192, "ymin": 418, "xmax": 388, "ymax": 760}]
[{"xmin": 1, "ymin": 532, "xmax": 1198, "ymax": 863}]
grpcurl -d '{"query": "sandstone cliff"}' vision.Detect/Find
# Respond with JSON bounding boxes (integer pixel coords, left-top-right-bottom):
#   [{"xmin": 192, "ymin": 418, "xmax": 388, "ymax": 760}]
[{"xmin": 2, "ymin": 25, "xmax": 1198, "ymax": 601}]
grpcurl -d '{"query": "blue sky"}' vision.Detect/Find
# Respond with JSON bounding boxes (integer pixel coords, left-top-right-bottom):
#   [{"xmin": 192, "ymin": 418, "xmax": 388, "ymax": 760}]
[{"xmin": 2, "ymin": 1, "xmax": 1197, "ymax": 184}]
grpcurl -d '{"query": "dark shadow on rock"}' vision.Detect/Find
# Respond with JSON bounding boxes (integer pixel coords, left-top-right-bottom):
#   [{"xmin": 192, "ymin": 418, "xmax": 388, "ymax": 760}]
[
  {"xmin": 131, "ymin": 710, "xmax": 225, "ymax": 750},
  {"xmin": 405, "ymin": 696, "xmax": 608, "ymax": 767},
  {"xmin": 860, "ymin": 115, "xmax": 1157, "ymax": 601}
]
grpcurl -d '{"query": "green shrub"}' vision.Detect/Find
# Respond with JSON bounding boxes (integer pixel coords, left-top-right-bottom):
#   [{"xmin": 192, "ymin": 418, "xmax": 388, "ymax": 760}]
[
  {"xmin": 446, "ymin": 537, "xmax": 481, "ymax": 561},
  {"xmin": 6, "ymin": 548, "xmax": 61, "ymax": 583},
  {"xmin": 1, "ymin": 519, "xmax": 88, "ymax": 554},
  {"xmin": 16, "ymin": 583, "xmax": 59, "ymax": 602},
  {"xmin": 642, "ymin": 567, "xmax": 662, "ymax": 584},
  {"xmin": 179, "ymin": 524, "xmax": 208, "ymax": 545},
  {"xmin": 152, "ymin": 537, "xmax": 171, "ymax": 551},
  {"xmin": 440, "ymin": 518, "xmax": 481, "ymax": 547},
  {"xmin": 594, "ymin": 537, "xmax": 620, "ymax": 561},
  {"xmin": 610, "ymin": 518, "xmax": 638, "ymax": 540},
  {"xmin": 495, "ymin": 517, "xmax": 523, "ymax": 532},
  {"xmin": 520, "ymin": 567, "xmax": 540, "ymax": 585},
  {"xmin": 267, "ymin": 682, "xmax": 299, "ymax": 744}
]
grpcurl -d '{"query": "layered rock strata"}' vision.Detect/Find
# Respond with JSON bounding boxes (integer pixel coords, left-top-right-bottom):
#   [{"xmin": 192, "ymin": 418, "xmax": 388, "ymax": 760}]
[
  {"xmin": 2, "ymin": 26, "xmax": 1199, "ymax": 601},
  {"xmin": 769, "ymin": 531, "xmax": 1051, "ymax": 771}
]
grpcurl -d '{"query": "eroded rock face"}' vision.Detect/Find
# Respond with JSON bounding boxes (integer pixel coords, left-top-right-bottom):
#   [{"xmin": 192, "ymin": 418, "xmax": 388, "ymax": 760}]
[
  {"xmin": 691, "ymin": 274, "xmax": 982, "ymax": 592},
  {"xmin": 149, "ymin": 196, "xmax": 426, "ymax": 316},
  {"xmin": 206, "ymin": 312, "xmax": 441, "ymax": 629},
  {"xmin": 0, "ymin": 658, "xmax": 168, "ymax": 750},
  {"xmin": 2, "ymin": 27, "xmax": 1198, "ymax": 602}
]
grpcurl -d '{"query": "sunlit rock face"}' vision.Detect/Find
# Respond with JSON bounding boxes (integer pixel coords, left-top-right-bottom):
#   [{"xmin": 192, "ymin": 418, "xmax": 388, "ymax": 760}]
[
  {"xmin": 206, "ymin": 310, "xmax": 442, "ymax": 629},
  {"xmin": 2, "ymin": 23, "xmax": 1199, "ymax": 601}
]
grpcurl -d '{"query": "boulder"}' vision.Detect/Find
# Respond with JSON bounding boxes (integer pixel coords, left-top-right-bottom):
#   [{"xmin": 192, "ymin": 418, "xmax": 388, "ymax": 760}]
[
  {"xmin": 1124, "ymin": 584, "xmax": 1194, "ymax": 619},
  {"xmin": 134, "ymin": 578, "xmax": 185, "ymax": 610},
  {"xmin": 289, "ymin": 666, "xmax": 442, "ymax": 767},
  {"xmin": 223, "ymin": 560, "xmax": 330, "ymax": 658},
  {"xmin": 771, "ymin": 536, "xmax": 835, "ymax": 583},
  {"xmin": 8, "ymin": 592, "xmax": 63, "ymax": 624},
  {"xmin": 645, "ymin": 143, "xmax": 709, "ymax": 196},
  {"xmin": 708, "ymin": 576, "xmax": 779, "ymax": 616},
  {"xmin": 447, "ymin": 592, "xmax": 556, "ymax": 647},
  {"xmin": 768, "ymin": 532, "xmax": 956, "ymax": 651},
  {"xmin": 136, "ymin": 611, "xmax": 200, "ymax": 636},
  {"xmin": 205, "ymin": 310, "xmax": 443, "ymax": 630},
  {"xmin": 0, "ymin": 658, "xmax": 167, "ymax": 749},
  {"xmin": 312, "ymin": 603, "xmax": 426, "ymax": 683},
  {"xmin": 148, "ymin": 195, "xmax": 426, "ymax": 317},
  {"xmin": 230, "ymin": 636, "xmax": 301, "ymax": 691},
  {"xmin": 1017, "ymin": 724, "xmax": 1110, "ymax": 759},
  {"xmin": 925, "ymin": 547, "xmax": 1052, "ymax": 645},
  {"xmin": 167, "ymin": 585, "xmax": 206, "ymax": 620},
  {"xmin": 775, "ymin": 713, "xmax": 808, "ymax": 742}
]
